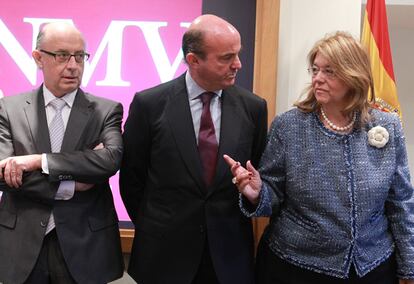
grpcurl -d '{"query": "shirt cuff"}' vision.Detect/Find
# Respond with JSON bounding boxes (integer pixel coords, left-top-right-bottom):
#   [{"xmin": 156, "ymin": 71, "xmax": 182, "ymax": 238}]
[{"xmin": 41, "ymin": 153, "xmax": 49, "ymax": 174}]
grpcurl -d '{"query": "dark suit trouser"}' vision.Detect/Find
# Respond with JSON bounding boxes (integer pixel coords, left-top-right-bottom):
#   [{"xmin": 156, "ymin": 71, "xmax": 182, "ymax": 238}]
[
  {"xmin": 256, "ymin": 239, "xmax": 398, "ymax": 284},
  {"xmin": 192, "ymin": 241, "xmax": 219, "ymax": 284},
  {"xmin": 25, "ymin": 229, "xmax": 76, "ymax": 284}
]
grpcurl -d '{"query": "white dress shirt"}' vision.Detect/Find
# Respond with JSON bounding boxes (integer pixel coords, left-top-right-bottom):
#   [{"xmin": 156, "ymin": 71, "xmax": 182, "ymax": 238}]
[{"xmin": 185, "ymin": 71, "xmax": 222, "ymax": 144}]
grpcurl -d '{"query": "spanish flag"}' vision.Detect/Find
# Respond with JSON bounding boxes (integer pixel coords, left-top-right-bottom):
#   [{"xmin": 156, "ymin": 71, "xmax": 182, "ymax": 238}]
[{"xmin": 361, "ymin": 0, "xmax": 401, "ymax": 117}]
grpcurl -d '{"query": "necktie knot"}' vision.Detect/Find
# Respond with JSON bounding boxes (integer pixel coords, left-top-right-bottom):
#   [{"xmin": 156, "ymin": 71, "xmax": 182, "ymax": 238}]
[
  {"xmin": 199, "ymin": 92, "xmax": 215, "ymax": 106},
  {"xmin": 49, "ymin": 98, "xmax": 66, "ymax": 112}
]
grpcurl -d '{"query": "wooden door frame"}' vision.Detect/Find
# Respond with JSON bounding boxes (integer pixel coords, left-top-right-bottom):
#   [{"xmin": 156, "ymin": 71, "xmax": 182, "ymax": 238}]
[{"xmin": 251, "ymin": 0, "xmax": 280, "ymax": 249}]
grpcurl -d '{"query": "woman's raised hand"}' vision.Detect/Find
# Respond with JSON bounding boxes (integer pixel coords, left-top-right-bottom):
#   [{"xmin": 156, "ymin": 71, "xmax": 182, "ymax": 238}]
[{"xmin": 223, "ymin": 154, "xmax": 262, "ymax": 205}]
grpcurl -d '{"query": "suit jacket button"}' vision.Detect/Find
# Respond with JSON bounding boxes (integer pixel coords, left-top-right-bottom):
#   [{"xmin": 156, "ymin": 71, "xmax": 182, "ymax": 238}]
[
  {"xmin": 40, "ymin": 221, "xmax": 47, "ymax": 227},
  {"xmin": 199, "ymin": 225, "xmax": 204, "ymax": 233}
]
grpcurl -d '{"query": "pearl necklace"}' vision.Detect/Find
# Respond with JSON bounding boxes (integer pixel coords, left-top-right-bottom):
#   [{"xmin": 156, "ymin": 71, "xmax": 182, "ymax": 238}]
[{"xmin": 320, "ymin": 108, "xmax": 356, "ymax": 132}]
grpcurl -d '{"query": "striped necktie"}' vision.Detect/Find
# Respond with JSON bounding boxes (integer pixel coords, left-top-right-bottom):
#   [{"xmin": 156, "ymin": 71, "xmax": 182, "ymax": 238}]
[{"xmin": 46, "ymin": 98, "xmax": 66, "ymax": 234}]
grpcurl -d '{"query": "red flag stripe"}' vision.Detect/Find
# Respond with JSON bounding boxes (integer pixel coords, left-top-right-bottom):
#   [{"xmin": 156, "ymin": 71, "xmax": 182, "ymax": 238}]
[{"xmin": 365, "ymin": 0, "xmax": 395, "ymax": 81}]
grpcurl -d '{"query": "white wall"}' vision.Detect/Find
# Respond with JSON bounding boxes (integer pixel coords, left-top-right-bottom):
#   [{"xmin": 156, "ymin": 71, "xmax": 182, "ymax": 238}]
[
  {"xmin": 276, "ymin": 0, "xmax": 361, "ymax": 115},
  {"xmin": 389, "ymin": 26, "xmax": 414, "ymax": 175}
]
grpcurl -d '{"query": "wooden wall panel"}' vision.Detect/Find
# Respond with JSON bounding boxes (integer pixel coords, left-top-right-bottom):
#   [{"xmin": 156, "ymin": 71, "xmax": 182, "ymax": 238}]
[
  {"xmin": 121, "ymin": 229, "xmax": 134, "ymax": 253},
  {"xmin": 252, "ymin": 0, "xmax": 280, "ymax": 249}
]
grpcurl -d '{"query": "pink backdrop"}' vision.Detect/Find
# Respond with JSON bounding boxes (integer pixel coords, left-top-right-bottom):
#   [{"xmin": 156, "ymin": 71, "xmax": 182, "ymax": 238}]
[{"xmin": 0, "ymin": 0, "xmax": 202, "ymax": 221}]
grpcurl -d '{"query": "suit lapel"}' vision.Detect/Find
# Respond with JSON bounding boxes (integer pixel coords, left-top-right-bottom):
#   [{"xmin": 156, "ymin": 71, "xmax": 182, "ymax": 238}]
[
  {"xmin": 61, "ymin": 89, "xmax": 92, "ymax": 152},
  {"xmin": 166, "ymin": 75, "xmax": 205, "ymax": 192},
  {"xmin": 24, "ymin": 87, "xmax": 51, "ymax": 154},
  {"xmin": 209, "ymin": 89, "xmax": 242, "ymax": 195}
]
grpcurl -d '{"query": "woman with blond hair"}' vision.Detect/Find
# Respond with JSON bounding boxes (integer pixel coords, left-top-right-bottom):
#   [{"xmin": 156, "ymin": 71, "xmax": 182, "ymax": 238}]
[{"xmin": 225, "ymin": 31, "xmax": 414, "ymax": 284}]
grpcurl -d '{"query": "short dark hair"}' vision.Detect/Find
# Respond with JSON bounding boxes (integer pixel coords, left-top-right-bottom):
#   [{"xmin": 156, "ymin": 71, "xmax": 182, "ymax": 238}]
[{"xmin": 182, "ymin": 29, "xmax": 206, "ymax": 63}]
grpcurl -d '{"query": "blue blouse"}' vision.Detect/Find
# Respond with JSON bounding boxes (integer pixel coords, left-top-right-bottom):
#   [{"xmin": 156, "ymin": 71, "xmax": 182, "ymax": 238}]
[{"xmin": 241, "ymin": 108, "xmax": 414, "ymax": 279}]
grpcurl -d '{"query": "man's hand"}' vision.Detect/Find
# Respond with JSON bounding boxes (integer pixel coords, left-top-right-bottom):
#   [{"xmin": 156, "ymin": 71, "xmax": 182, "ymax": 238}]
[
  {"xmin": 94, "ymin": 143, "xmax": 104, "ymax": 150},
  {"xmin": 75, "ymin": 182, "xmax": 95, "ymax": 192},
  {"xmin": 0, "ymin": 154, "xmax": 42, "ymax": 188},
  {"xmin": 400, "ymin": 280, "xmax": 414, "ymax": 284},
  {"xmin": 223, "ymin": 154, "xmax": 262, "ymax": 205}
]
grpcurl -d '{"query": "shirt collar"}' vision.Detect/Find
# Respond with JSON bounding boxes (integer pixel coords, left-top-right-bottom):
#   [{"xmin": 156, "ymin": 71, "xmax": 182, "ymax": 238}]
[
  {"xmin": 185, "ymin": 71, "xmax": 222, "ymax": 100},
  {"xmin": 43, "ymin": 85, "xmax": 77, "ymax": 108}
]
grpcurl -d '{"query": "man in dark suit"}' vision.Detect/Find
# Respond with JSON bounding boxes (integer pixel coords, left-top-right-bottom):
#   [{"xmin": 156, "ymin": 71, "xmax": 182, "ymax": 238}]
[
  {"xmin": 0, "ymin": 22, "xmax": 124, "ymax": 283},
  {"xmin": 120, "ymin": 14, "xmax": 268, "ymax": 284}
]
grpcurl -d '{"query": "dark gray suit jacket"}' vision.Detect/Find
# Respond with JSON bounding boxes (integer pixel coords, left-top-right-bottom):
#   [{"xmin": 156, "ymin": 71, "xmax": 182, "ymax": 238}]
[
  {"xmin": 120, "ymin": 73, "xmax": 268, "ymax": 284},
  {"xmin": 0, "ymin": 87, "xmax": 124, "ymax": 284}
]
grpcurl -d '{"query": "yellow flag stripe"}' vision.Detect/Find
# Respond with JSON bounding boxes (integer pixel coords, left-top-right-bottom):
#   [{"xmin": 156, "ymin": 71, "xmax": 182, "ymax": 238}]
[{"xmin": 362, "ymin": 11, "xmax": 401, "ymax": 116}]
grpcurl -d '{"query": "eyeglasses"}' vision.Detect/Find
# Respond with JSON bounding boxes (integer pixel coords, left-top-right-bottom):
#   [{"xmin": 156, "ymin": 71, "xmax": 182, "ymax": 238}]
[
  {"xmin": 40, "ymin": 49, "xmax": 90, "ymax": 63},
  {"xmin": 307, "ymin": 66, "xmax": 336, "ymax": 79}
]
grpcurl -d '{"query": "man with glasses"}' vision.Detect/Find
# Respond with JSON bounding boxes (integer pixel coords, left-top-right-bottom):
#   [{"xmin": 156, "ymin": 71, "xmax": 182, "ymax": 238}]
[{"xmin": 0, "ymin": 22, "xmax": 124, "ymax": 283}]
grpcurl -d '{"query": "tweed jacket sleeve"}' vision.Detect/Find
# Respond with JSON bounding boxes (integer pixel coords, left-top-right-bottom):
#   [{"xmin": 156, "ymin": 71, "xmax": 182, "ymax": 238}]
[{"xmin": 384, "ymin": 115, "xmax": 414, "ymax": 279}]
